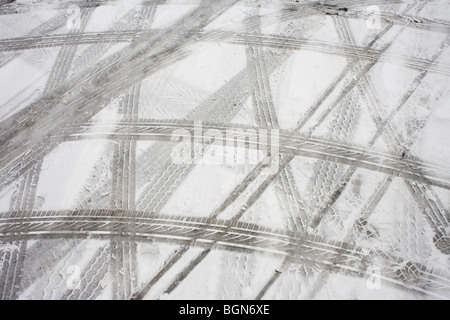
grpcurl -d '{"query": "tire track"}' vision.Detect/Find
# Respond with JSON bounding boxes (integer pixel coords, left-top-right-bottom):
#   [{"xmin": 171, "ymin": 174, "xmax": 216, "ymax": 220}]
[
  {"xmin": 5, "ymin": 143, "xmax": 44, "ymax": 300},
  {"xmin": 407, "ymin": 182, "xmax": 450, "ymax": 255},
  {"xmin": 10, "ymin": 160, "xmax": 42, "ymax": 212},
  {"xmin": 243, "ymin": 0, "xmax": 396, "ymax": 32},
  {"xmin": 61, "ymin": 244, "xmax": 110, "ymax": 300},
  {"xmin": 247, "ymin": 9, "xmax": 279, "ymax": 130},
  {"xmin": 110, "ymin": 239, "xmax": 137, "ymax": 300},
  {"xmin": 0, "ymin": 247, "xmax": 13, "ymax": 299},
  {"xmin": 131, "ymin": 61, "xmax": 270, "ymax": 203},
  {"xmin": 60, "ymin": 121, "xmax": 450, "ymax": 191},
  {"xmin": 101, "ymin": 4, "xmax": 404, "ymax": 220},
  {"xmin": 43, "ymin": 7, "xmax": 94, "ymax": 94},
  {"xmin": 131, "ymin": 245, "xmax": 189, "ymax": 300},
  {"xmin": 133, "ymin": 17, "xmax": 324, "ymax": 264},
  {"xmin": 237, "ymin": 1, "xmax": 423, "ymax": 297},
  {"xmin": 255, "ymin": 258, "xmax": 288, "ymax": 300},
  {"xmin": 290, "ymin": 0, "xmax": 416, "ymax": 134},
  {"xmin": 0, "ymin": 0, "xmax": 175, "ymax": 15},
  {"xmin": 77, "ymin": 4, "xmax": 157, "ymax": 210},
  {"xmin": 21, "ymin": 238, "xmax": 97, "ymax": 299},
  {"xmin": 308, "ymin": 33, "xmax": 450, "ymax": 230},
  {"xmin": 304, "ymin": 12, "xmax": 400, "ymax": 234},
  {"xmin": 218, "ymin": 6, "xmax": 272, "ymax": 298},
  {"xmin": 1, "ymin": 6, "xmax": 94, "ymax": 300},
  {"xmin": 227, "ymin": 155, "xmax": 293, "ymax": 224},
  {"xmin": 271, "ymin": 0, "xmax": 450, "ymax": 34},
  {"xmin": 69, "ymin": 3, "xmax": 157, "ymax": 79},
  {"xmin": 0, "ymin": 18, "xmax": 404, "ymax": 212},
  {"xmin": 105, "ymin": 5, "xmax": 156, "ymax": 300},
  {"xmin": 303, "ymin": 3, "xmax": 448, "ymax": 229},
  {"xmin": 4, "ymin": 163, "xmax": 41, "ymax": 299},
  {"xmin": 162, "ymin": 246, "xmax": 212, "ymax": 297},
  {"xmin": 111, "ymin": 84, "xmax": 140, "ymax": 211},
  {"xmin": 392, "ymin": 39, "xmax": 450, "ymax": 257},
  {"xmin": 374, "ymin": 9, "xmax": 450, "ymax": 34},
  {"xmin": 0, "ymin": 241, "xmax": 25, "ymax": 300},
  {"xmin": 3, "ymin": 31, "xmax": 450, "ymax": 77},
  {"xmin": 134, "ymin": 50, "xmax": 293, "ymax": 213},
  {"xmin": 0, "ymin": 210, "xmax": 449, "ymax": 298},
  {"xmin": 1, "ymin": 0, "xmax": 449, "ymax": 300},
  {"xmin": 0, "ymin": 2, "xmax": 156, "ymax": 299},
  {"xmin": 332, "ymin": 3, "xmax": 450, "ymax": 255},
  {"xmin": 305, "ymin": 176, "xmax": 393, "ymax": 299},
  {"xmin": 19, "ymin": 239, "xmax": 81, "ymax": 294},
  {"xmin": 306, "ymin": 85, "xmax": 359, "ymax": 228},
  {"xmin": 0, "ymin": 0, "xmax": 239, "ymax": 194},
  {"xmin": 0, "ymin": 31, "xmax": 140, "ymax": 52},
  {"xmin": 109, "ymin": 84, "xmax": 141, "ymax": 300},
  {"xmin": 0, "ymin": 3, "xmax": 160, "ymax": 207},
  {"xmin": 246, "ymin": 10, "xmax": 306, "ymax": 232},
  {"xmin": 226, "ymin": 33, "xmax": 450, "ymax": 77},
  {"xmin": 0, "ymin": 12, "xmax": 68, "ymax": 68}
]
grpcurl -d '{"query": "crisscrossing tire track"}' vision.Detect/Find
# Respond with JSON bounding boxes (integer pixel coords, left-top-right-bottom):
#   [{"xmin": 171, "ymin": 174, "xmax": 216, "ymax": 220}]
[
  {"xmin": 0, "ymin": 0, "xmax": 449, "ymax": 300},
  {"xmin": 1, "ymin": 210, "xmax": 450, "ymax": 299}
]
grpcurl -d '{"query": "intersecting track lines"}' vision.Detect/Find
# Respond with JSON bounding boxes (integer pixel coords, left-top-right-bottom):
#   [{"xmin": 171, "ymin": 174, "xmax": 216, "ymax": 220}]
[
  {"xmin": 130, "ymin": 15, "xmax": 329, "ymax": 298},
  {"xmin": 132, "ymin": 19, "xmax": 310, "ymax": 214},
  {"xmin": 109, "ymin": 84, "xmax": 141, "ymax": 300},
  {"xmin": 1, "ymin": 166, "xmax": 39, "ymax": 300},
  {"xmin": 333, "ymin": 2, "xmax": 450, "ymax": 255},
  {"xmin": 32, "ymin": 0, "xmax": 253, "ymax": 300},
  {"xmin": 256, "ymin": 1, "xmax": 408, "ymax": 294},
  {"xmin": 43, "ymin": 7, "xmax": 94, "ymax": 93},
  {"xmin": 303, "ymin": 176, "xmax": 394, "ymax": 299},
  {"xmin": 0, "ymin": 1, "xmax": 157, "ymax": 300},
  {"xmin": 223, "ymin": 0, "xmax": 450, "ymax": 298},
  {"xmin": 307, "ymin": 18, "xmax": 450, "ymax": 263},
  {"xmin": 3, "ymin": 31, "xmax": 450, "ymax": 77},
  {"xmin": 0, "ymin": 240, "xmax": 25, "ymax": 300},
  {"xmin": 307, "ymin": 33, "xmax": 450, "ymax": 236},
  {"xmin": 303, "ymin": 4, "xmax": 450, "ymax": 298},
  {"xmin": 69, "ymin": 3, "xmax": 158, "ymax": 79},
  {"xmin": 0, "ymin": 12, "xmax": 69, "ymax": 68},
  {"xmin": 61, "ymin": 244, "xmax": 110, "ymax": 300},
  {"xmin": 0, "ymin": 0, "xmax": 449, "ymax": 300},
  {"xmin": 246, "ymin": 7, "xmax": 306, "ymax": 232},
  {"xmin": 64, "ymin": 4, "xmax": 157, "ymax": 300},
  {"xmin": 0, "ymin": 0, "xmax": 240, "ymax": 193},
  {"xmin": 60, "ymin": 121, "xmax": 450, "ymax": 189},
  {"xmin": 218, "ymin": 7, "xmax": 275, "ymax": 297},
  {"xmin": 58, "ymin": 13, "xmax": 450, "ymax": 294},
  {"xmin": 0, "ymin": 4, "xmax": 96, "ymax": 300},
  {"xmin": 1, "ymin": 210, "xmax": 450, "ymax": 298}
]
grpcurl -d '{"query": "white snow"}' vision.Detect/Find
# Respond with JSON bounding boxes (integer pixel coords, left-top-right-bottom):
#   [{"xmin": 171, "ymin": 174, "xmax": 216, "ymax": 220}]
[
  {"xmin": 151, "ymin": 3, "xmax": 198, "ymax": 30},
  {"xmin": 139, "ymin": 42, "xmax": 246, "ymax": 120},
  {"xmin": 0, "ymin": 48, "xmax": 59, "ymax": 122},
  {"xmin": 136, "ymin": 241, "xmax": 181, "ymax": 291},
  {"xmin": 161, "ymin": 162, "xmax": 253, "ymax": 217},
  {"xmin": 0, "ymin": 184, "xmax": 15, "ymax": 212},
  {"xmin": 1, "ymin": 0, "xmax": 449, "ymax": 301},
  {"xmin": 84, "ymin": 4, "xmax": 136, "ymax": 33},
  {"xmin": 273, "ymin": 49, "xmax": 347, "ymax": 130},
  {"xmin": 412, "ymin": 84, "xmax": 450, "ymax": 166},
  {"xmin": 168, "ymin": 249, "xmax": 283, "ymax": 300},
  {"xmin": 142, "ymin": 246, "xmax": 204, "ymax": 300},
  {"xmin": 239, "ymin": 183, "xmax": 288, "ymax": 230},
  {"xmin": 0, "ymin": 9, "xmax": 58, "ymax": 40}
]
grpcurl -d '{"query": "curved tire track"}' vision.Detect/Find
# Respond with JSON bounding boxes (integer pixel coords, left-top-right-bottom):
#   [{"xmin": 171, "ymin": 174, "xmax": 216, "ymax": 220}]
[{"xmin": 0, "ymin": 210, "xmax": 449, "ymax": 298}]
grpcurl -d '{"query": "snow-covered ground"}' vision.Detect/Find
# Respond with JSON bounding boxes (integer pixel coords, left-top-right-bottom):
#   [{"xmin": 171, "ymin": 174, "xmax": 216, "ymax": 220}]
[{"xmin": 0, "ymin": 0, "xmax": 449, "ymax": 300}]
